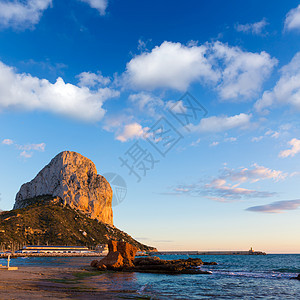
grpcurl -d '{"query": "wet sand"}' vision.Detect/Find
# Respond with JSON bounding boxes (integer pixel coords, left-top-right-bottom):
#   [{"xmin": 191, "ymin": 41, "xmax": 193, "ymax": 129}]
[{"xmin": 0, "ymin": 266, "xmax": 128, "ymax": 299}]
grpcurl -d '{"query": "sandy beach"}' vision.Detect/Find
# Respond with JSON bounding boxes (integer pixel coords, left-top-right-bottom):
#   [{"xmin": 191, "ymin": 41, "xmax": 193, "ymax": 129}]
[{"xmin": 0, "ymin": 266, "xmax": 120, "ymax": 299}]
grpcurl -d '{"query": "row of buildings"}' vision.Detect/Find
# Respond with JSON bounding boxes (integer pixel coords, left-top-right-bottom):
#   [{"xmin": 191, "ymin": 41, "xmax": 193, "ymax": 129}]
[{"xmin": 15, "ymin": 244, "xmax": 109, "ymax": 254}]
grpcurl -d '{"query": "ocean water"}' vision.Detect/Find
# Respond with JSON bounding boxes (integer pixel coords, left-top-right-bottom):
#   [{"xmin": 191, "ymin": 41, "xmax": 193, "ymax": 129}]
[{"xmin": 2, "ymin": 254, "xmax": 300, "ymax": 299}]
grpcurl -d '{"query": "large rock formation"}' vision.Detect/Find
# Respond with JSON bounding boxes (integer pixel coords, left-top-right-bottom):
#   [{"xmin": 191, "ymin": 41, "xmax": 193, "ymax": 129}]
[
  {"xmin": 13, "ymin": 151, "xmax": 113, "ymax": 225},
  {"xmin": 91, "ymin": 240, "xmax": 138, "ymax": 270}
]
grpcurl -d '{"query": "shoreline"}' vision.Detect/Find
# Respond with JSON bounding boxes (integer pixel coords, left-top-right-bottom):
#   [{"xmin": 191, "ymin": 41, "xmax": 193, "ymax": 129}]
[{"xmin": 0, "ymin": 255, "xmax": 298, "ymax": 299}]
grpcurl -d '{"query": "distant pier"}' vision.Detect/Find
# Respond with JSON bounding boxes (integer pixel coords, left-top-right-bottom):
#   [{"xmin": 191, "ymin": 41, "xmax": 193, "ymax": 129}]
[{"xmin": 152, "ymin": 248, "xmax": 266, "ymax": 256}]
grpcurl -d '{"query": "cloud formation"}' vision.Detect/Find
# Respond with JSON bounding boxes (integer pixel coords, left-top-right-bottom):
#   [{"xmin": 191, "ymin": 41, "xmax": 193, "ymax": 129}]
[
  {"xmin": 284, "ymin": 5, "xmax": 300, "ymax": 32},
  {"xmin": 190, "ymin": 113, "xmax": 252, "ymax": 133},
  {"xmin": 124, "ymin": 41, "xmax": 218, "ymax": 91},
  {"xmin": 124, "ymin": 41, "xmax": 277, "ymax": 101},
  {"xmin": 279, "ymin": 138, "xmax": 300, "ymax": 158},
  {"xmin": 205, "ymin": 178, "xmax": 275, "ymax": 202},
  {"xmin": 212, "ymin": 42, "xmax": 277, "ymax": 100},
  {"xmin": 220, "ymin": 163, "xmax": 287, "ymax": 183},
  {"xmin": 168, "ymin": 164, "xmax": 285, "ymax": 202},
  {"xmin": 77, "ymin": 71, "xmax": 110, "ymax": 88},
  {"xmin": 0, "ymin": 0, "xmax": 52, "ymax": 29},
  {"xmin": 80, "ymin": 0, "xmax": 108, "ymax": 15},
  {"xmin": 116, "ymin": 122, "xmax": 149, "ymax": 142},
  {"xmin": 2, "ymin": 139, "xmax": 46, "ymax": 158},
  {"xmin": 2, "ymin": 139, "xmax": 14, "ymax": 145},
  {"xmin": 235, "ymin": 18, "xmax": 268, "ymax": 35},
  {"xmin": 0, "ymin": 61, "xmax": 119, "ymax": 122},
  {"xmin": 0, "ymin": 0, "xmax": 109, "ymax": 29},
  {"xmin": 255, "ymin": 52, "xmax": 300, "ymax": 113},
  {"xmin": 129, "ymin": 92, "xmax": 164, "ymax": 116},
  {"xmin": 246, "ymin": 199, "xmax": 300, "ymax": 213}
]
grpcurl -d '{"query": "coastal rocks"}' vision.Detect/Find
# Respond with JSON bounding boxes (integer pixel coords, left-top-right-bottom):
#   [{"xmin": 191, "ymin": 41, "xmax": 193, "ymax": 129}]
[
  {"xmin": 132, "ymin": 257, "xmax": 214, "ymax": 274},
  {"xmin": 91, "ymin": 240, "xmax": 216, "ymax": 274},
  {"xmin": 13, "ymin": 151, "xmax": 113, "ymax": 225},
  {"xmin": 115, "ymin": 240, "xmax": 138, "ymax": 267},
  {"xmin": 291, "ymin": 274, "xmax": 300, "ymax": 280},
  {"xmin": 96, "ymin": 251, "xmax": 124, "ymax": 270},
  {"xmin": 91, "ymin": 240, "xmax": 138, "ymax": 270}
]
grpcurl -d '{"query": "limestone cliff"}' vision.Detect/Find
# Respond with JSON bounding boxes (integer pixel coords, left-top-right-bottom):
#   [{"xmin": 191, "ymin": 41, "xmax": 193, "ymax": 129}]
[{"xmin": 13, "ymin": 151, "xmax": 113, "ymax": 225}]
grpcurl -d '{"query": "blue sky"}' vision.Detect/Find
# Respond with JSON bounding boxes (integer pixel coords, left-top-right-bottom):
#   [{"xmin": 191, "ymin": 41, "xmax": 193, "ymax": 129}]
[{"xmin": 0, "ymin": 0, "xmax": 300, "ymax": 253}]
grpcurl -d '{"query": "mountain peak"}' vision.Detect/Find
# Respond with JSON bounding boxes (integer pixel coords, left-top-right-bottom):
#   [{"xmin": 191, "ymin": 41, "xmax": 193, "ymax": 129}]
[{"xmin": 14, "ymin": 151, "xmax": 113, "ymax": 225}]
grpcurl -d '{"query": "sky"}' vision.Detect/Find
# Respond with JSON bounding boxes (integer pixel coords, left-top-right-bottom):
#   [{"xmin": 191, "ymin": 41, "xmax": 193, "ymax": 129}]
[{"xmin": 0, "ymin": 0, "xmax": 300, "ymax": 253}]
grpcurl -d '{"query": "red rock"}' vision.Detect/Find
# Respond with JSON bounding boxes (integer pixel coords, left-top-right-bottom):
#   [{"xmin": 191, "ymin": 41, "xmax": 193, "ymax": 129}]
[
  {"xmin": 90, "ymin": 260, "xmax": 99, "ymax": 268},
  {"xmin": 91, "ymin": 240, "xmax": 138, "ymax": 270},
  {"xmin": 108, "ymin": 240, "xmax": 118, "ymax": 252},
  {"xmin": 116, "ymin": 241, "xmax": 138, "ymax": 267},
  {"xmin": 97, "ymin": 251, "xmax": 123, "ymax": 270}
]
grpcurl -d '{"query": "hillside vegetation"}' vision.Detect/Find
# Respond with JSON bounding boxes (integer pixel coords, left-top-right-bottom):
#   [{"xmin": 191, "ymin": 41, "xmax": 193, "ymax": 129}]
[{"xmin": 0, "ymin": 197, "xmax": 155, "ymax": 252}]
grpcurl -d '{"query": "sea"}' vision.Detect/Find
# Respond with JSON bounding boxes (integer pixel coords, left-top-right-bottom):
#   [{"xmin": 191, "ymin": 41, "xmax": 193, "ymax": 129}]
[{"xmin": 2, "ymin": 254, "xmax": 300, "ymax": 299}]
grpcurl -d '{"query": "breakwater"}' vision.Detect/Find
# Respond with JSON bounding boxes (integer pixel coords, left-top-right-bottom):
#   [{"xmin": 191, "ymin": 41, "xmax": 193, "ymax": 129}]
[{"xmin": 153, "ymin": 250, "xmax": 266, "ymax": 255}]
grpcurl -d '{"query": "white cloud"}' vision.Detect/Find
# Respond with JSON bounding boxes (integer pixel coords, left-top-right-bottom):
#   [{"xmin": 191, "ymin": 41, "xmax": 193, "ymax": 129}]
[
  {"xmin": 18, "ymin": 142, "xmax": 46, "ymax": 158},
  {"xmin": 210, "ymin": 141, "xmax": 219, "ymax": 147},
  {"xmin": 103, "ymin": 115, "xmax": 150, "ymax": 142},
  {"xmin": 221, "ymin": 163, "xmax": 287, "ymax": 183},
  {"xmin": 247, "ymin": 199, "xmax": 300, "ymax": 213},
  {"xmin": 80, "ymin": 0, "xmax": 108, "ymax": 15},
  {"xmin": 212, "ymin": 42, "xmax": 277, "ymax": 100},
  {"xmin": 252, "ymin": 129, "xmax": 280, "ymax": 143},
  {"xmin": 252, "ymin": 136, "xmax": 263, "ymax": 142},
  {"xmin": 0, "ymin": 0, "xmax": 52, "ymax": 29},
  {"xmin": 20, "ymin": 151, "xmax": 33, "ymax": 158},
  {"xmin": 77, "ymin": 71, "xmax": 110, "ymax": 88},
  {"xmin": 124, "ymin": 41, "xmax": 219, "ymax": 91},
  {"xmin": 190, "ymin": 113, "xmax": 252, "ymax": 133},
  {"xmin": 190, "ymin": 138, "xmax": 201, "ymax": 146},
  {"xmin": 2, "ymin": 139, "xmax": 46, "ymax": 158},
  {"xmin": 116, "ymin": 122, "xmax": 149, "ymax": 142},
  {"xmin": 0, "ymin": 0, "xmax": 109, "ymax": 29},
  {"xmin": 123, "ymin": 41, "xmax": 276, "ymax": 101},
  {"xmin": 279, "ymin": 138, "xmax": 300, "ymax": 158},
  {"xmin": 224, "ymin": 137, "xmax": 237, "ymax": 142},
  {"xmin": 0, "ymin": 61, "xmax": 119, "ymax": 121},
  {"xmin": 103, "ymin": 114, "xmax": 133, "ymax": 132},
  {"xmin": 165, "ymin": 100, "xmax": 187, "ymax": 113},
  {"xmin": 2, "ymin": 139, "xmax": 14, "ymax": 145},
  {"xmin": 17, "ymin": 143, "xmax": 46, "ymax": 152},
  {"xmin": 284, "ymin": 5, "xmax": 300, "ymax": 32},
  {"xmin": 129, "ymin": 92, "xmax": 163, "ymax": 116},
  {"xmin": 235, "ymin": 18, "xmax": 268, "ymax": 35},
  {"xmin": 255, "ymin": 52, "xmax": 300, "ymax": 113}
]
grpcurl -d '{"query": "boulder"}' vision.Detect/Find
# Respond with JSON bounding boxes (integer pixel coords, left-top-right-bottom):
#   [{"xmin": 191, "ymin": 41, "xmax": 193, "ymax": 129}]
[
  {"xmin": 116, "ymin": 241, "xmax": 138, "ymax": 267},
  {"xmin": 97, "ymin": 251, "xmax": 123, "ymax": 270},
  {"xmin": 13, "ymin": 151, "xmax": 113, "ymax": 225},
  {"xmin": 90, "ymin": 260, "xmax": 99, "ymax": 268},
  {"xmin": 91, "ymin": 240, "xmax": 138, "ymax": 270}
]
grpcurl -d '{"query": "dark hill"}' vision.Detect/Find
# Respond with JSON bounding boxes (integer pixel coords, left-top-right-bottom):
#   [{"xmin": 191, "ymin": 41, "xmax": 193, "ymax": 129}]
[{"xmin": 0, "ymin": 197, "xmax": 156, "ymax": 252}]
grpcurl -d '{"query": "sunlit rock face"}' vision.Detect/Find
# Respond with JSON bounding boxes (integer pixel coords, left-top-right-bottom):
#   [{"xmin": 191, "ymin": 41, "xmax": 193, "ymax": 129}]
[{"xmin": 14, "ymin": 151, "xmax": 113, "ymax": 225}]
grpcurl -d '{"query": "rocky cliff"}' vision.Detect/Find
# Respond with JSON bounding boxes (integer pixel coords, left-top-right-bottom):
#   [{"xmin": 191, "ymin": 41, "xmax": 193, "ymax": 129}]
[{"xmin": 13, "ymin": 151, "xmax": 113, "ymax": 225}]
